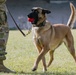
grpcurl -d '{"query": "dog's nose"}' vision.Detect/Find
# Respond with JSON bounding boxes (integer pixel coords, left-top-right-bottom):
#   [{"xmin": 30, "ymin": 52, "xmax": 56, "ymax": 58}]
[
  {"xmin": 27, "ymin": 14, "xmax": 29, "ymax": 17},
  {"xmin": 27, "ymin": 13, "xmax": 33, "ymax": 18},
  {"xmin": 27, "ymin": 13, "xmax": 32, "ymax": 18}
]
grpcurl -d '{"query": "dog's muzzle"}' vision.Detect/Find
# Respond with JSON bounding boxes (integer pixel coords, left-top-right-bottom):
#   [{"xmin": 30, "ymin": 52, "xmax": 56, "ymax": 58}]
[{"xmin": 27, "ymin": 11, "xmax": 38, "ymax": 24}]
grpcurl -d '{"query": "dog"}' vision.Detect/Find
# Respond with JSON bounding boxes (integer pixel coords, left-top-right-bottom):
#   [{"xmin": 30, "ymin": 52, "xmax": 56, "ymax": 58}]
[{"xmin": 27, "ymin": 3, "xmax": 76, "ymax": 72}]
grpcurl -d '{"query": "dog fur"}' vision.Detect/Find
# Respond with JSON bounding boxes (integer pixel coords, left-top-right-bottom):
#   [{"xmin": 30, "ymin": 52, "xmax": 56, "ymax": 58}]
[{"xmin": 27, "ymin": 3, "xmax": 76, "ymax": 72}]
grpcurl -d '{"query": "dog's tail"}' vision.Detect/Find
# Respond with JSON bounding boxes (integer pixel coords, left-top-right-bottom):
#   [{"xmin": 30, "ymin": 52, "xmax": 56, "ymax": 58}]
[{"xmin": 67, "ymin": 3, "xmax": 76, "ymax": 29}]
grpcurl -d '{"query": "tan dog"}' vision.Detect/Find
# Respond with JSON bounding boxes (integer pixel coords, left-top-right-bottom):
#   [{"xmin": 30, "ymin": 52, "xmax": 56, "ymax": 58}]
[{"xmin": 27, "ymin": 3, "xmax": 76, "ymax": 72}]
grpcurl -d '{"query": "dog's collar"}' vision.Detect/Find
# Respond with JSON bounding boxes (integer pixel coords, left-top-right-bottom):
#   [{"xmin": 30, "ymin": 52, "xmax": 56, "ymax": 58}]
[{"xmin": 33, "ymin": 21, "xmax": 46, "ymax": 27}]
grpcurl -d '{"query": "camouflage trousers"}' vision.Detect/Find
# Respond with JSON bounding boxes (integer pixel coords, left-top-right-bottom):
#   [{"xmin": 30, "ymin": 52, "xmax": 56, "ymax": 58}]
[{"xmin": 0, "ymin": 10, "xmax": 9, "ymax": 60}]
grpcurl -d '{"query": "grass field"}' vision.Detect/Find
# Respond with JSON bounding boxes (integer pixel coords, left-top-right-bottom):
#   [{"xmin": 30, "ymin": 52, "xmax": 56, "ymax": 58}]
[{"xmin": 1, "ymin": 30, "xmax": 76, "ymax": 75}]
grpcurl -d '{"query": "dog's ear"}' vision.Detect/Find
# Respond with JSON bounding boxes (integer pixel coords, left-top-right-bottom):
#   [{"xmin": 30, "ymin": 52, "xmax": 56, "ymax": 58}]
[{"xmin": 42, "ymin": 9, "xmax": 51, "ymax": 14}]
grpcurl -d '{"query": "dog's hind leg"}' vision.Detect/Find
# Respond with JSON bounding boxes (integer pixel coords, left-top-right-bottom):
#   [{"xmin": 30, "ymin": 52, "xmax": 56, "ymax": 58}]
[
  {"xmin": 64, "ymin": 41, "xmax": 76, "ymax": 62},
  {"xmin": 47, "ymin": 50, "xmax": 54, "ymax": 67},
  {"xmin": 64, "ymin": 32, "xmax": 76, "ymax": 62}
]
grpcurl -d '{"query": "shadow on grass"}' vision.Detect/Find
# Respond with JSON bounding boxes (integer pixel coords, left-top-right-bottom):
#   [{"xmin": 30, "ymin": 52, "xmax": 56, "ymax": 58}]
[
  {"xmin": 13, "ymin": 71, "xmax": 76, "ymax": 75},
  {"xmin": 3, "ymin": 69, "xmax": 76, "ymax": 75}
]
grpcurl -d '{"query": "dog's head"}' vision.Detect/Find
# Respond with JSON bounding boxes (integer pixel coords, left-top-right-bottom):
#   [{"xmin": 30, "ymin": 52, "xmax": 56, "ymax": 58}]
[{"xmin": 27, "ymin": 7, "xmax": 51, "ymax": 25}]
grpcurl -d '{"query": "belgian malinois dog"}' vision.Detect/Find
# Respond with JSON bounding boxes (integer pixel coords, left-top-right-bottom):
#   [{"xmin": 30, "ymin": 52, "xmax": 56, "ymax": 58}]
[{"xmin": 27, "ymin": 3, "xmax": 76, "ymax": 72}]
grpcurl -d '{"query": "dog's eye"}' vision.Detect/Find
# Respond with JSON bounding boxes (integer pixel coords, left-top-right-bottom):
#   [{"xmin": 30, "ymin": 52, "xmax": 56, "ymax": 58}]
[
  {"xmin": 31, "ymin": 9, "xmax": 39, "ymax": 13},
  {"xmin": 35, "ymin": 10, "xmax": 39, "ymax": 13}
]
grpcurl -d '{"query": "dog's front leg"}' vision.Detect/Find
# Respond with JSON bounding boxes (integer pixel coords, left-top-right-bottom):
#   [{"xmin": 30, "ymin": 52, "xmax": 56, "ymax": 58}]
[
  {"xmin": 32, "ymin": 48, "xmax": 48, "ymax": 71},
  {"xmin": 47, "ymin": 50, "xmax": 54, "ymax": 67},
  {"xmin": 34, "ymin": 43, "xmax": 47, "ymax": 71},
  {"xmin": 42, "ymin": 56, "xmax": 47, "ymax": 72}
]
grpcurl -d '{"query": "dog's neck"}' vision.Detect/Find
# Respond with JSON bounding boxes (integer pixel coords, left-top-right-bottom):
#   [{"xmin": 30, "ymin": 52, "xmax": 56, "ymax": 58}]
[{"xmin": 33, "ymin": 20, "xmax": 46, "ymax": 27}]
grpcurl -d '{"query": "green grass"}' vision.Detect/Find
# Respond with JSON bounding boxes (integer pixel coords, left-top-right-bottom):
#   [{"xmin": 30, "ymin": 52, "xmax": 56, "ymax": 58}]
[{"xmin": 1, "ymin": 30, "xmax": 76, "ymax": 75}]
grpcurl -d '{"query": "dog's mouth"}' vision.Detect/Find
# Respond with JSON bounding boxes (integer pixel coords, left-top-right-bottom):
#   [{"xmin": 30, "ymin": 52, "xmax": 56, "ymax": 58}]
[
  {"xmin": 28, "ymin": 18, "xmax": 35, "ymax": 23},
  {"xmin": 28, "ymin": 17, "xmax": 38, "ymax": 24}
]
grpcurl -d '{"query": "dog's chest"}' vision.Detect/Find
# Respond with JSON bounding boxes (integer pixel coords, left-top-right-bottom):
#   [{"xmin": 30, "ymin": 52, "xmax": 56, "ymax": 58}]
[{"xmin": 32, "ymin": 27, "xmax": 42, "ymax": 38}]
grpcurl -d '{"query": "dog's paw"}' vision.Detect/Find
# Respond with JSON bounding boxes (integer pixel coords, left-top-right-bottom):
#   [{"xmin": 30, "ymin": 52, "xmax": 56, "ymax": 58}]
[
  {"xmin": 32, "ymin": 68, "xmax": 37, "ymax": 71},
  {"xmin": 43, "ymin": 68, "xmax": 47, "ymax": 72}
]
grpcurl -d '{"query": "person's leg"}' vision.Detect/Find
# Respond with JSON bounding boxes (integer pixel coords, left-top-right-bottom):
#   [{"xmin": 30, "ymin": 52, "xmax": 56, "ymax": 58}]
[{"xmin": 0, "ymin": 0, "xmax": 13, "ymax": 72}]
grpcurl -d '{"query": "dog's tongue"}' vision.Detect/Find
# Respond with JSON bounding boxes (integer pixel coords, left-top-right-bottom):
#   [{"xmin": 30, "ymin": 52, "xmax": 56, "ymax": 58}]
[{"xmin": 28, "ymin": 18, "xmax": 34, "ymax": 22}]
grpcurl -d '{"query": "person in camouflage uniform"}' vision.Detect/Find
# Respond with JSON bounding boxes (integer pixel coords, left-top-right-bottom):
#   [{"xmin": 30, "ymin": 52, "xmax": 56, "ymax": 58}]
[{"xmin": 0, "ymin": 0, "xmax": 12, "ymax": 72}]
